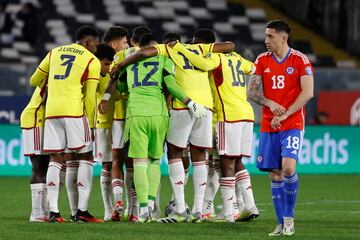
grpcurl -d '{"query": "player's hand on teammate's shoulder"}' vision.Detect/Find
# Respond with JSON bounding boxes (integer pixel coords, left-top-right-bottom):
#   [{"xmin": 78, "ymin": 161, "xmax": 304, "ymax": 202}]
[
  {"xmin": 268, "ymin": 100, "xmax": 286, "ymax": 116},
  {"xmin": 271, "ymin": 114, "xmax": 288, "ymax": 129}
]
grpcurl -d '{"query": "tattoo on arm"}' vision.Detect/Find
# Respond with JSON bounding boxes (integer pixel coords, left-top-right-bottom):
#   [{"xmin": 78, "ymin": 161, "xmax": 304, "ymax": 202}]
[{"xmin": 247, "ymin": 74, "xmax": 270, "ymax": 107}]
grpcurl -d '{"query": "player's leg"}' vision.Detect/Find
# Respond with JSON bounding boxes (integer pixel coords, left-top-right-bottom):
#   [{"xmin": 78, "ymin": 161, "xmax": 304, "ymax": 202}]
[
  {"xmin": 125, "ymin": 116, "xmax": 151, "ymax": 223},
  {"xmin": 43, "ymin": 118, "xmax": 67, "ymax": 222},
  {"xmin": 147, "ymin": 116, "xmax": 167, "ymax": 221},
  {"xmin": 23, "ymin": 126, "xmax": 50, "ymax": 222},
  {"xmin": 95, "ymin": 128, "xmax": 113, "ymax": 221},
  {"xmin": 188, "ymin": 110, "xmax": 212, "ymax": 222},
  {"xmin": 111, "ymin": 148, "xmax": 126, "ymax": 221},
  {"xmin": 257, "ymin": 132, "xmax": 284, "ymax": 236},
  {"xmin": 66, "ymin": 116, "xmax": 102, "ymax": 222},
  {"xmin": 280, "ymin": 129, "xmax": 303, "ymax": 236},
  {"xmin": 166, "ymin": 110, "xmax": 193, "ymax": 215},
  {"xmin": 64, "ymin": 151, "xmax": 79, "ymax": 220},
  {"xmin": 203, "ymin": 148, "xmax": 220, "ymax": 220}
]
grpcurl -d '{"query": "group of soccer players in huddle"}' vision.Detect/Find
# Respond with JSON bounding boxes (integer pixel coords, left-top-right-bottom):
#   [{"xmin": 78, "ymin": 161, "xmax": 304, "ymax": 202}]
[{"xmin": 21, "ymin": 18, "xmax": 314, "ymax": 236}]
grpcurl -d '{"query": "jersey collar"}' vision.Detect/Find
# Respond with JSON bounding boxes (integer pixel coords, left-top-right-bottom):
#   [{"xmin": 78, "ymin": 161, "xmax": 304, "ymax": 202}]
[{"xmin": 271, "ymin": 48, "xmax": 291, "ymax": 64}]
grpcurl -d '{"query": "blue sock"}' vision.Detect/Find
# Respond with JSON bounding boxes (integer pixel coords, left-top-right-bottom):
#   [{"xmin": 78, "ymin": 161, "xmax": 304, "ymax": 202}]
[
  {"xmin": 271, "ymin": 180, "xmax": 284, "ymax": 224},
  {"xmin": 283, "ymin": 173, "xmax": 298, "ymax": 218}
]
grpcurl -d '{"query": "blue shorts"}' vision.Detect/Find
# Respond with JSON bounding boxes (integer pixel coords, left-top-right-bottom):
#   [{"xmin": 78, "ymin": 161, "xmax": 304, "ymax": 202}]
[{"xmin": 257, "ymin": 129, "xmax": 303, "ymax": 172}]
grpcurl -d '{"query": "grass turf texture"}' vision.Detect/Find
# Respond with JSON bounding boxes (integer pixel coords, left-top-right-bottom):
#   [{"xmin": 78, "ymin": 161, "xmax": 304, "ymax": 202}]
[{"xmin": 0, "ymin": 175, "xmax": 359, "ymax": 240}]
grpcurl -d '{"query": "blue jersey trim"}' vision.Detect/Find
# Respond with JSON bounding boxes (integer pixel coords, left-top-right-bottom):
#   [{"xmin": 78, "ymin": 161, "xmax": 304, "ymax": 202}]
[{"xmin": 272, "ymin": 48, "xmax": 291, "ymax": 64}]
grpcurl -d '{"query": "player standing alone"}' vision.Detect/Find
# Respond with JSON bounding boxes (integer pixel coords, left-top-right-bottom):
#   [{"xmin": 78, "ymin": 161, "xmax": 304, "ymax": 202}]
[{"xmin": 248, "ymin": 20, "xmax": 314, "ymax": 236}]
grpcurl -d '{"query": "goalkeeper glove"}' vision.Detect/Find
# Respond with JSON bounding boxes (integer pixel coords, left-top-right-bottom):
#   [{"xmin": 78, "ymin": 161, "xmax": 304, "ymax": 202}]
[{"xmin": 186, "ymin": 100, "xmax": 207, "ymax": 118}]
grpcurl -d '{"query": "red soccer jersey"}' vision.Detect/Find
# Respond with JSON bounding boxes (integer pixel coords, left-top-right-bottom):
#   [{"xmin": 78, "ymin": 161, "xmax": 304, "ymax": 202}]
[{"xmin": 253, "ymin": 48, "xmax": 313, "ymax": 132}]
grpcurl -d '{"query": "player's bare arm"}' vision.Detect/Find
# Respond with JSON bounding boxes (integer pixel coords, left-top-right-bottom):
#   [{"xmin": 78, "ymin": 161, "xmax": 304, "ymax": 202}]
[
  {"xmin": 212, "ymin": 41, "xmax": 235, "ymax": 53},
  {"xmin": 271, "ymin": 75, "xmax": 314, "ymax": 129},
  {"xmin": 247, "ymin": 74, "xmax": 286, "ymax": 116}
]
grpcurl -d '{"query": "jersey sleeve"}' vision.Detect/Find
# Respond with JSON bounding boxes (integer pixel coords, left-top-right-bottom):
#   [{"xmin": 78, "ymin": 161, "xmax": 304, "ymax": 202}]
[
  {"xmin": 296, "ymin": 53, "xmax": 314, "ymax": 77},
  {"xmin": 84, "ymin": 80, "xmax": 98, "ymax": 128},
  {"xmin": 163, "ymin": 57, "xmax": 175, "ymax": 75},
  {"xmin": 164, "ymin": 74, "xmax": 187, "ymax": 102},
  {"xmin": 239, "ymin": 55, "xmax": 254, "ymax": 75},
  {"xmin": 173, "ymin": 43, "xmax": 219, "ymax": 71},
  {"xmin": 252, "ymin": 55, "xmax": 264, "ymax": 75},
  {"xmin": 30, "ymin": 51, "xmax": 51, "ymax": 87},
  {"xmin": 87, "ymin": 58, "xmax": 101, "ymax": 82},
  {"xmin": 154, "ymin": 44, "xmax": 170, "ymax": 57},
  {"xmin": 113, "ymin": 50, "xmax": 125, "ymax": 65}
]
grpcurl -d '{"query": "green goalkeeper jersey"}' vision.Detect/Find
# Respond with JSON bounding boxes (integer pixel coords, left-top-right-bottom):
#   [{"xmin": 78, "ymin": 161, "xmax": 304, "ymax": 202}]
[{"xmin": 122, "ymin": 55, "xmax": 187, "ymax": 117}]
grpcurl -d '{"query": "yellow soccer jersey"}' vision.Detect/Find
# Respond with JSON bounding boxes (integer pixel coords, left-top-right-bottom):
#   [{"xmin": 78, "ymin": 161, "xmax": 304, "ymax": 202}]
[
  {"xmin": 20, "ymin": 86, "xmax": 46, "ymax": 129},
  {"xmin": 154, "ymin": 43, "xmax": 214, "ymax": 109},
  {"xmin": 30, "ymin": 43, "xmax": 100, "ymax": 126},
  {"xmin": 112, "ymin": 47, "xmax": 138, "ymax": 120},
  {"xmin": 95, "ymin": 73, "xmax": 118, "ymax": 128},
  {"xmin": 209, "ymin": 52, "xmax": 254, "ymax": 122}
]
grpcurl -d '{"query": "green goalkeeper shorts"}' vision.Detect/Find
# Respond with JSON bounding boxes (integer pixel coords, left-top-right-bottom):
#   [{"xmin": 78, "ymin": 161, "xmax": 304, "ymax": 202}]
[{"xmin": 124, "ymin": 116, "xmax": 168, "ymax": 159}]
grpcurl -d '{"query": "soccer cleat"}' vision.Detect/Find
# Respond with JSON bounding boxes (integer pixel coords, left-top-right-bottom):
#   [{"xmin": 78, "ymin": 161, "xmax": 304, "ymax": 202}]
[
  {"xmin": 128, "ymin": 214, "xmax": 138, "ymax": 222},
  {"xmin": 213, "ymin": 212, "xmax": 235, "ymax": 223},
  {"xmin": 189, "ymin": 212, "xmax": 203, "ymax": 223},
  {"xmin": 236, "ymin": 206, "xmax": 259, "ymax": 221},
  {"xmin": 76, "ymin": 210, "xmax": 104, "ymax": 223},
  {"xmin": 164, "ymin": 200, "xmax": 176, "ymax": 217},
  {"xmin": 283, "ymin": 217, "xmax": 295, "ymax": 236},
  {"xmin": 111, "ymin": 200, "xmax": 123, "ymax": 222},
  {"xmin": 136, "ymin": 212, "xmax": 151, "ymax": 223},
  {"xmin": 202, "ymin": 213, "xmax": 212, "ymax": 221},
  {"xmin": 70, "ymin": 215, "xmax": 79, "ymax": 222},
  {"xmin": 49, "ymin": 211, "xmax": 66, "ymax": 223},
  {"xmin": 29, "ymin": 215, "xmax": 49, "ymax": 222},
  {"xmin": 158, "ymin": 210, "xmax": 189, "ymax": 223},
  {"xmin": 268, "ymin": 224, "xmax": 283, "ymax": 237},
  {"xmin": 152, "ymin": 208, "xmax": 161, "ymax": 221}
]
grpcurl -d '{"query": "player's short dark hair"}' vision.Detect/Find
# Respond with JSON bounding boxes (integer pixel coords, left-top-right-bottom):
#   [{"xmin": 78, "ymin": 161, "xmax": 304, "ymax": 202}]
[
  {"xmin": 95, "ymin": 43, "xmax": 115, "ymax": 61},
  {"xmin": 266, "ymin": 20, "xmax": 291, "ymax": 35},
  {"xmin": 131, "ymin": 26, "xmax": 151, "ymax": 44},
  {"xmin": 193, "ymin": 29, "xmax": 216, "ymax": 44},
  {"xmin": 103, "ymin": 26, "xmax": 128, "ymax": 43},
  {"xmin": 162, "ymin": 32, "xmax": 181, "ymax": 44},
  {"xmin": 139, "ymin": 33, "xmax": 157, "ymax": 47},
  {"xmin": 76, "ymin": 25, "xmax": 99, "ymax": 41}
]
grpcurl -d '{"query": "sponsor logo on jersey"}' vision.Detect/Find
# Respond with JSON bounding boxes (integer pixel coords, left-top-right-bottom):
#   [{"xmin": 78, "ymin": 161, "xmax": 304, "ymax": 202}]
[
  {"xmin": 286, "ymin": 66, "xmax": 294, "ymax": 74},
  {"xmin": 291, "ymin": 150, "xmax": 298, "ymax": 155},
  {"xmin": 264, "ymin": 67, "xmax": 270, "ymax": 73}
]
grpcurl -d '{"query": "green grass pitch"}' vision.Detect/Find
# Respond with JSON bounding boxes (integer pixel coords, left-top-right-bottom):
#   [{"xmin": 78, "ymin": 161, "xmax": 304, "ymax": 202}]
[{"xmin": 0, "ymin": 175, "xmax": 359, "ymax": 240}]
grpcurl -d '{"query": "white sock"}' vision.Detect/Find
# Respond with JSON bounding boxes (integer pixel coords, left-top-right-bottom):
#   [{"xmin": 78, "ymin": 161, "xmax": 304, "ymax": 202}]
[
  {"xmin": 192, "ymin": 161, "xmax": 207, "ymax": 213},
  {"xmin": 232, "ymin": 191, "xmax": 239, "ymax": 215},
  {"xmin": 46, "ymin": 162, "xmax": 62, "ymax": 213},
  {"xmin": 101, "ymin": 169, "xmax": 112, "ymax": 218},
  {"xmin": 236, "ymin": 169, "xmax": 256, "ymax": 209},
  {"xmin": 60, "ymin": 164, "xmax": 66, "ymax": 188},
  {"xmin": 125, "ymin": 168, "xmax": 133, "ymax": 214},
  {"xmin": 112, "ymin": 178, "xmax": 123, "ymax": 203},
  {"xmin": 220, "ymin": 177, "xmax": 235, "ymax": 216},
  {"xmin": 202, "ymin": 163, "xmax": 220, "ymax": 214},
  {"xmin": 184, "ymin": 167, "xmax": 190, "ymax": 185},
  {"xmin": 65, "ymin": 160, "xmax": 79, "ymax": 216},
  {"xmin": 139, "ymin": 206, "xmax": 148, "ymax": 216},
  {"xmin": 42, "ymin": 187, "xmax": 49, "ymax": 215},
  {"xmin": 235, "ymin": 184, "xmax": 245, "ymax": 212},
  {"xmin": 130, "ymin": 188, "xmax": 139, "ymax": 216},
  {"xmin": 169, "ymin": 159, "xmax": 186, "ymax": 213},
  {"xmin": 148, "ymin": 199, "xmax": 155, "ymax": 212},
  {"xmin": 77, "ymin": 160, "xmax": 93, "ymax": 211},
  {"xmin": 30, "ymin": 183, "xmax": 46, "ymax": 218}
]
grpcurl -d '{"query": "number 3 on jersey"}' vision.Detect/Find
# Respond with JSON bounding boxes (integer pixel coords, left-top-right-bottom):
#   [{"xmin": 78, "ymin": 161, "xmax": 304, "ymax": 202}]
[
  {"xmin": 54, "ymin": 54, "xmax": 76, "ymax": 80},
  {"xmin": 271, "ymin": 75, "xmax": 285, "ymax": 89}
]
